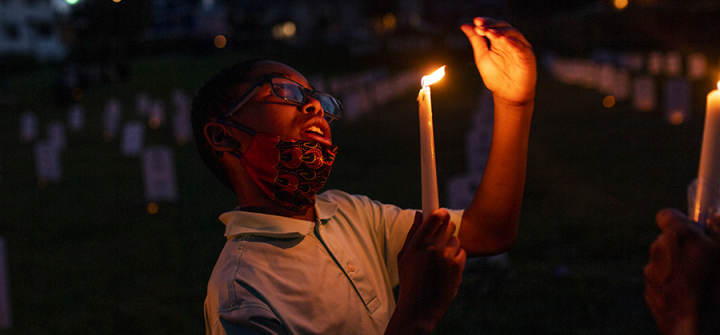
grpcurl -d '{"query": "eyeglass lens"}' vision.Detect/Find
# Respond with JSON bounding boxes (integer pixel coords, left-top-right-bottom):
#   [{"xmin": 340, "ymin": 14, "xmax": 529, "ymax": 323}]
[{"xmin": 270, "ymin": 78, "xmax": 341, "ymax": 119}]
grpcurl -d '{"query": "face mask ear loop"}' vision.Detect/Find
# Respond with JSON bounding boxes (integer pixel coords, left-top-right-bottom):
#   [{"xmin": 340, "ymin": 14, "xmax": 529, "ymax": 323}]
[{"xmin": 215, "ymin": 119, "xmax": 257, "ymax": 159}]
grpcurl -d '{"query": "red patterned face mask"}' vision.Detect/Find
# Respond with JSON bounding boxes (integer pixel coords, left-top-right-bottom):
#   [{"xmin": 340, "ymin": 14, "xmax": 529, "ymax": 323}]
[{"xmin": 229, "ymin": 129, "xmax": 338, "ymax": 212}]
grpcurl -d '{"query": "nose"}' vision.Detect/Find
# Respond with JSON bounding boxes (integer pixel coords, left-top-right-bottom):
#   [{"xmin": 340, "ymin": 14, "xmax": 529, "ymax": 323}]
[{"xmin": 300, "ymin": 95, "xmax": 324, "ymax": 118}]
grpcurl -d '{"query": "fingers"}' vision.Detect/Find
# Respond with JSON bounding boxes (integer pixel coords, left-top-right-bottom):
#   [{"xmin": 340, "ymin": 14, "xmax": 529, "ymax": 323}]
[
  {"xmin": 414, "ymin": 209, "xmax": 451, "ymax": 246},
  {"xmin": 399, "ymin": 211, "xmax": 424, "ymax": 259},
  {"xmin": 465, "ymin": 17, "xmax": 532, "ymax": 50}
]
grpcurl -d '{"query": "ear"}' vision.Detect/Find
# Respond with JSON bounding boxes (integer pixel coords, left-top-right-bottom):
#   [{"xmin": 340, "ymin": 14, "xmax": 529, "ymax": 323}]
[{"xmin": 203, "ymin": 122, "xmax": 240, "ymax": 153}]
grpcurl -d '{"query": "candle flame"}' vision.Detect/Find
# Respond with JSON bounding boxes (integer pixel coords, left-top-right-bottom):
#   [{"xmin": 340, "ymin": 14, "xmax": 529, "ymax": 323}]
[{"xmin": 422, "ymin": 66, "xmax": 446, "ymax": 87}]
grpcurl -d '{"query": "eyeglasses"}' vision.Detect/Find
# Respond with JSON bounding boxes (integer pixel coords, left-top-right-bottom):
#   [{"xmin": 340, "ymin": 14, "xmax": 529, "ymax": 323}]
[{"xmin": 218, "ymin": 75, "xmax": 343, "ymax": 122}]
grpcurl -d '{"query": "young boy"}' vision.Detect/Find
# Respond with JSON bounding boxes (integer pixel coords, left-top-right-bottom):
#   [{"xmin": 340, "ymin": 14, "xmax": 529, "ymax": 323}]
[{"xmin": 192, "ymin": 17, "xmax": 536, "ymax": 334}]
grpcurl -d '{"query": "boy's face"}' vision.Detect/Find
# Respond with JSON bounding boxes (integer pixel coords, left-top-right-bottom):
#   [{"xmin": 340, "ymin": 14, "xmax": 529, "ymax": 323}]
[{"xmin": 228, "ymin": 61, "xmax": 333, "ymax": 147}]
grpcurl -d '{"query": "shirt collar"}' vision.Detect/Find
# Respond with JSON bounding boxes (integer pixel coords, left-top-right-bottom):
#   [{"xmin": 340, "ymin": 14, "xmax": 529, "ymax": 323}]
[{"xmin": 220, "ymin": 197, "xmax": 339, "ymax": 238}]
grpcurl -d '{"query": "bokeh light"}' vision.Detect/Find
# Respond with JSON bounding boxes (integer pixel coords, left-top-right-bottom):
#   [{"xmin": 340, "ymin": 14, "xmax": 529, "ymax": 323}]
[
  {"xmin": 669, "ymin": 110, "xmax": 685, "ymax": 125},
  {"xmin": 147, "ymin": 202, "xmax": 159, "ymax": 214},
  {"xmin": 614, "ymin": 0, "xmax": 628, "ymax": 10},
  {"xmin": 214, "ymin": 35, "xmax": 226, "ymax": 48},
  {"xmin": 66, "ymin": 0, "xmax": 79, "ymax": 4},
  {"xmin": 113, "ymin": 0, "xmax": 121, "ymax": 2},
  {"xmin": 383, "ymin": 13, "xmax": 397, "ymax": 30},
  {"xmin": 603, "ymin": 95, "xmax": 616, "ymax": 108},
  {"xmin": 271, "ymin": 21, "xmax": 296, "ymax": 40},
  {"xmin": 148, "ymin": 117, "xmax": 161, "ymax": 129}
]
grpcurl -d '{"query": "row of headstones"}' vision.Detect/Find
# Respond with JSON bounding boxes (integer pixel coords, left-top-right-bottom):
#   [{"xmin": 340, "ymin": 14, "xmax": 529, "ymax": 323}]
[
  {"xmin": 544, "ymin": 50, "xmax": 715, "ymax": 123},
  {"xmin": 310, "ymin": 67, "xmax": 425, "ymax": 121},
  {"xmin": 20, "ymin": 89, "xmax": 190, "ymax": 202}
]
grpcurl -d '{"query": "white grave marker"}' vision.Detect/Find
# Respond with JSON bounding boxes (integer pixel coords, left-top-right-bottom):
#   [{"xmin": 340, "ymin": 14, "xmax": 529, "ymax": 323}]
[
  {"xmin": 173, "ymin": 109, "xmax": 192, "ymax": 145},
  {"xmin": 611, "ymin": 69, "xmax": 631, "ymax": 102},
  {"xmin": 47, "ymin": 120, "xmax": 66, "ymax": 151},
  {"xmin": 598, "ymin": 64, "xmax": 616, "ymax": 95},
  {"xmin": 687, "ymin": 53, "xmax": 708, "ymax": 80},
  {"xmin": 20, "ymin": 112, "xmax": 37, "ymax": 142},
  {"xmin": 67, "ymin": 104, "xmax": 85, "ymax": 132},
  {"xmin": 103, "ymin": 99, "xmax": 122, "ymax": 140},
  {"xmin": 142, "ymin": 146, "xmax": 178, "ymax": 202},
  {"xmin": 136, "ymin": 92, "xmax": 151, "ymax": 116},
  {"xmin": 0, "ymin": 236, "xmax": 11, "ymax": 329},
  {"xmin": 666, "ymin": 51, "xmax": 683, "ymax": 77},
  {"xmin": 664, "ymin": 78, "xmax": 691, "ymax": 124},
  {"xmin": 121, "ymin": 121, "xmax": 145, "ymax": 157},
  {"xmin": 633, "ymin": 75, "xmax": 657, "ymax": 112},
  {"xmin": 148, "ymin": 100, "xmax": 165, "ymax": 129},
  {"xmin": 34, "ymin": 141, "xmax": 61, "ymax": 182},
  {"xmin": 648, "ymin": 52, "xmax": 664, "ymax": 75}
]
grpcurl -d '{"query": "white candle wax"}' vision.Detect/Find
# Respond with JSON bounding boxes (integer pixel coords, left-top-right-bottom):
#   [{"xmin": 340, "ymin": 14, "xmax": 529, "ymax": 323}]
[
  {"xmin": 418, "ymin": 85, "xmax": 439, "ymax": 220},
  {"xmin": 693, "ymin": 82, "xmax": 720, "ymax": 222}
]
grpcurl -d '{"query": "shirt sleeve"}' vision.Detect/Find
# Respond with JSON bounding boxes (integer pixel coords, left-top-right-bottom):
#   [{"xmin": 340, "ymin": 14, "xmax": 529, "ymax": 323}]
[{"xmin": 205, "ymin": 301, "xmax": 288, "ymax": 335}]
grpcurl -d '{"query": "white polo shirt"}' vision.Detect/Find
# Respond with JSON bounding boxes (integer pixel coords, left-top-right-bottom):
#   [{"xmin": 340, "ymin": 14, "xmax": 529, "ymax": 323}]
[{"xmin": 204, "ymin": 189, "xmax": 463, "ymax": 334}]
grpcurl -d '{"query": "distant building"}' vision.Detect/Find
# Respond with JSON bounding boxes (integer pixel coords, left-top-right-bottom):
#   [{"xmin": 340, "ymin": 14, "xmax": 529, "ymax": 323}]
[{"xmin": 0, "ymin": 0, "xmax": 66, "ymax": 62}]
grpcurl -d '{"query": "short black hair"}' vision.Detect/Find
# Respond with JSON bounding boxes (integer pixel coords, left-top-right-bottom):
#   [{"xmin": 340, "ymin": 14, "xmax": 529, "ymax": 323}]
[{"xmin": 190, "ymin": 58, "xmax": 266, "ymax": 192}]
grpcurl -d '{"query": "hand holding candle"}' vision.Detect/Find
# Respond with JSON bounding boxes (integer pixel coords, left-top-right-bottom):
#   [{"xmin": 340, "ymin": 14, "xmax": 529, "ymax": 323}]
[{"xmin": 418, "ymin": 66, "xmax": 445, "ymax": 220}]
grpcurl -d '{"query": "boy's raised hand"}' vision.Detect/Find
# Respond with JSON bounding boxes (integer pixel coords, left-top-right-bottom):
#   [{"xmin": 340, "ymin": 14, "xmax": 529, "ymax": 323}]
[{"xmin": 461, "ymin": 17, "xmax": 536, "ymax": 107}]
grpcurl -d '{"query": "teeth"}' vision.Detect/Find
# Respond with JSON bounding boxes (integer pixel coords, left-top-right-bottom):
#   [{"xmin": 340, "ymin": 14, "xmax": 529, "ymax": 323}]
[{"xmin": 306, "ymin": 126, "xmax": 324, "ymax": 136}]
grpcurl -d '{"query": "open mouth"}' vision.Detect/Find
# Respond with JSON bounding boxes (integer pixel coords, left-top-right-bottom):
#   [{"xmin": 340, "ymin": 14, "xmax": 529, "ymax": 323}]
[{"xmin": 304, "ymin": 126, "xmax": 324, "ymax": 137}]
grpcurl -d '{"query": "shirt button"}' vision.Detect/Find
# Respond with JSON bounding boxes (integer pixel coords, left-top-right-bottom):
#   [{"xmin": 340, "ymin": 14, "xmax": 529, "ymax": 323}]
[{"xmin": 347, "ymin": 262, "xmax": 356, "ymax": 272}]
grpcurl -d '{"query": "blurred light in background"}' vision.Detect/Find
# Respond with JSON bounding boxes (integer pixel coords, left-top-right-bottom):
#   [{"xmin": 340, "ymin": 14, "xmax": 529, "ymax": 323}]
[
  {"xmin": 614, "ymin": 0, "xmax": 628, "ymax": 10},
  {"xmin": 603, "ymin": 95, "xmax": 616, "ymax": 108},
  {"xmin": 147, "ymin": 202, "xmax": 159, "ymax": 214},
  {"xmin": 214, "ymin": 35, "xmax": 226, "ymax": 48},
  {"xmin": 65, "ymin": 0, "xmax": 79, "ymax": 4},
  {"xmin": 113, "ymin": 0, "xmax": 121, "ymax": 3},
  {"xmin": 271, "ymin": 21, "xmax": 296, "ymax": 40},
  {"xmin": 148, "ymin": 117, "xmax": 161, "ymax": 130},
  {"xmin": 383, "ymin": 13, "xmax": 396, "ymax": 31},
  {"xmin": 669, "ymin": 110, "xmax": 685, "ymax": 125}
]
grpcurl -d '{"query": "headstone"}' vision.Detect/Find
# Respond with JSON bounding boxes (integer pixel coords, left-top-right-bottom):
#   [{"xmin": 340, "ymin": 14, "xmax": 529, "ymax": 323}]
[
  {"xmin": 20, "ymin": 112, "xmax": 37, "ymax": 142},
  {"xmin": 648, "ymin": 51, "xmax": 664, "ymax": 75},
  {"xmin": 142, "ymin": 146, "xmax": 178, "ymax": 202},
  {"xmin": 34, "ymin": 141, "xmax": 61, "ymax": 182},
  {"xmin": 598, "ymin": 64, "xmax": 616, "ymax": 95},
  {"xmin": 173, "ymin": 109, "xmax": 192, "ymax": 145},
  {"xmin": 136, "ymin": 92, "xmax": 151, "ymax": 116},
  {"xmin": 120, "ymin": 121, "xmax": 145, "ymax": 157},
  {"xmin": 0, "ymin": 236, "xmax": 11, "ymax": 329},
  {"xmin": 67, "ymin": 104, "xmax": 85, "ymax": 132},
  {"xmin": 664, "ymin": 78, "xmax": 691, "ymax": 124},
  {"xmin": 47, "ymin": 120, "xmax": 66, "ymax": 151},
  {"xmin": 103, "ymin": 99, "xmax": 122, "ymax": 140},
  {"xmin": 687, "ymin": 53, "xmax": 708, "ymax": 80},
  {"xmin": 611, "ymin": 69, "xmax": 631, "ymax": 102},
  {"xmin": 632, "ymin": 75, "xmax": 657, "ymax": 112},
  {"xmin": 446, "ymin": 173, "xmax": 484, "ymax": 209},
  {"xmin": 666, "ymin": 51, "xmax": 683, "ymax": 77},
  {"xmin": 148, "ymin": 100, "xmax": 165, "ymax": 129}
]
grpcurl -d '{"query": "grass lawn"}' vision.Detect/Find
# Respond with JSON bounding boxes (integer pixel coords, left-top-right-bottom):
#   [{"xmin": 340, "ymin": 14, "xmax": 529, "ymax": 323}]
[{"xmin": 0, "ymin": 44, "xmax": 712, "ymax": 334}]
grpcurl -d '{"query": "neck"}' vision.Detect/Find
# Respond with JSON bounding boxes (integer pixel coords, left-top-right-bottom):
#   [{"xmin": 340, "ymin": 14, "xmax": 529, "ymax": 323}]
[{"xmin": 237, "ymin": 204, "xmax": 315, "ymax": 221}]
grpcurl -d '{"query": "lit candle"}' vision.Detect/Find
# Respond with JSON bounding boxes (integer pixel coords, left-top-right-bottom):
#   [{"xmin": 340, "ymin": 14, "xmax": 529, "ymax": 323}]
[
  {"xmin": 418, "ymin": 66, "xmax": 445, "ymax": 220},
  {"xmin": 693, "ymin": 81, "xmax": 720, "ymax": 222}
]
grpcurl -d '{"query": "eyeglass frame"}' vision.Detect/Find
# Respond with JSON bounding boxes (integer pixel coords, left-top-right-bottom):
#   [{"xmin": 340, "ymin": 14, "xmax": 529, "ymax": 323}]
[{"xmin": 216, "ymin": 75, "xmax": 343, "ymax": 122}]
